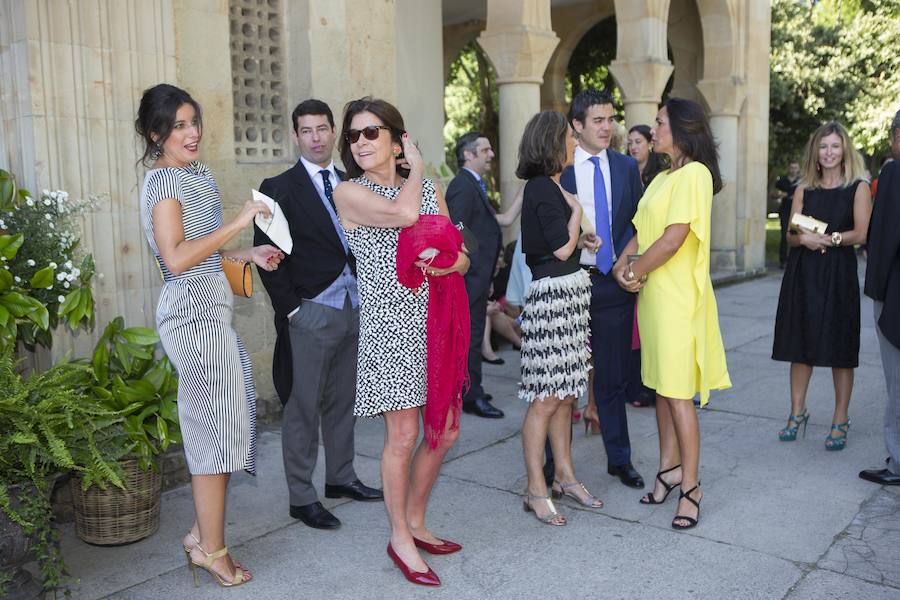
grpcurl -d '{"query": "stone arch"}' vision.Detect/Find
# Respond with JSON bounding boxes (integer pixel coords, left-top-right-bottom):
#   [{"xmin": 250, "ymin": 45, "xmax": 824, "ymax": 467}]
[
  {"xmin": 667, "ymin": 0, "xmax": 704, "ymax": 104},
  {"xmin": 696, "ymin": 0, "xmax": 743, "ymax": 82},
  {"xmin": 443, "ymin": 20, "xmax": 484, "ymax": 83},
  {"xmin": 540, "ymin": 2, "xmax": 616, "ymax": 112}
]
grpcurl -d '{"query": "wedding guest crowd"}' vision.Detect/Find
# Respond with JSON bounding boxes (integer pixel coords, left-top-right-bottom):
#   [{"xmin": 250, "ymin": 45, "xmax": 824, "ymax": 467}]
[{"xmin": 136, "ymin": 76, "xmax": 900, "ymax": 591}]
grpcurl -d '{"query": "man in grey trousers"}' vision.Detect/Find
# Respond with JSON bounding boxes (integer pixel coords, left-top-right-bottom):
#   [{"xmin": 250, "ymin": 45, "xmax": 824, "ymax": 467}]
[
  {"xmin": 861, "ymin": 109, "xmax": 900, "ymax": 486},
  {"xmin": 254, "ymin": 99, "xmax": 383, "ymax": 527}
]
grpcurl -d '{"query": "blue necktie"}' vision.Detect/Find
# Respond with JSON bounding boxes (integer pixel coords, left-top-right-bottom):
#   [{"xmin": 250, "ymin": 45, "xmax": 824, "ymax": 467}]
[
  {"xmin": 319, "ymin": 169, "xmax": 337, "ymax": 213},
  {"xmin": 589, "ymin": 156, "xmax": 614, "ymax": 274},
  {"xmin": 477, "ymin": 177, "xmax": 488, "ymax": 198}
]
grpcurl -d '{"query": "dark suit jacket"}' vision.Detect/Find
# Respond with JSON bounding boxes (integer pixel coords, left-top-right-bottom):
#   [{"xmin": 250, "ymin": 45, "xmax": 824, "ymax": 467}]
[
  {"xmin": 446, "ymin": 169, "xmax": 502, "ymax": 299},
  {"xmin": 865, "ymin": 159, "xmax": 900, "ymax": 349},
  {"xmin": 253, "ymin": 162, "xmax": 353, "ymax": 403},
  {"xmin": 560, "ymin": 150, "xmax": 643, "ymax": 306}
]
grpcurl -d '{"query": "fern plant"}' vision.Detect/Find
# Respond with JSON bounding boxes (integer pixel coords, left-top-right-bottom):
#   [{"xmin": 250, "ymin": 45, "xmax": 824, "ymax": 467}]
[
  {"xmin": 88, "ymin": 317, "xmax": 181, "ymax": 471},
  {"xmin": 0, "ymin": 346, "xmax": 127, "ymax": 594}
]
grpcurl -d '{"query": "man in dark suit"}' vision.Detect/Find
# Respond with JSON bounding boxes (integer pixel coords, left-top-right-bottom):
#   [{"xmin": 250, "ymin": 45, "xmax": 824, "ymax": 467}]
[
  {"xmin": 446, "ymin": 131, "xmax": 505, "ymax": 418},
  {"xmin": 560, "ymin": 89, "xmax": 645, "ymax": 489},
  {"xmin": 254, "ymin": 99, "xmax": 382, "ymax": 529},
  {"xmin": 861, "ymin": 109, "xmax": 900, "ymax": 486}
]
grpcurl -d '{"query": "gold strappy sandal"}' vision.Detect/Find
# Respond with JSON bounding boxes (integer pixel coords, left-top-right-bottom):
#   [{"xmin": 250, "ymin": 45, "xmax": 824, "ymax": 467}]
[
  {"xmin": 523, "ymin": 494, "xmax": 567, "ymax": 526},
  {"xmin": 551, "ymin": 480, "xmax": 604, "ymax": 509},
  {"xmin": 189, "ymin": 543, "xmax": 248, "ymax": 588}
]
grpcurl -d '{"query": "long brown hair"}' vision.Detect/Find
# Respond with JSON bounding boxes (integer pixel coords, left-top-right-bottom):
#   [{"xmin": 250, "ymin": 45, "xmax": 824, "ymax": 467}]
[
  {"xmin": 799, "ymin": 121, "xmax": 867, "ymax": 189},
  {"xmin": 665, "ymin": 98, "xmax": 722, "ymax": 194},
  {"xmin": 338, "ymin": 97, "xmax": 407, "ymax": 179}
]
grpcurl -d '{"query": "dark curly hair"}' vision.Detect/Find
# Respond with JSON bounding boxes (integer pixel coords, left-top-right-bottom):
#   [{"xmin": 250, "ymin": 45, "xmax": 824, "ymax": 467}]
[
  {"xmin": 338, "ymin": 97, "xmax": 408, "ymax": 179},
  {"xmin": 515, "ymin": 111, "xmax": 569, "ymax": 180},
  {"xmin": 664, "ymin": 98, "xmax": 723, "ymax": 194},
  {"xmin": 135, "ymin": 84, "xmax": 202, "ymax": 166}
]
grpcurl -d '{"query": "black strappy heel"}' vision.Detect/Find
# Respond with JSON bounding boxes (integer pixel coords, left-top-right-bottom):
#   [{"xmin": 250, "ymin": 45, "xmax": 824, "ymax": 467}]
[
  {"xmin": 672, "ymin": 483, "xmax": 702, "ymax": 530},
  {"xmin": 639, "ymin": 464, "xmax": 681, "ymax": 505}
]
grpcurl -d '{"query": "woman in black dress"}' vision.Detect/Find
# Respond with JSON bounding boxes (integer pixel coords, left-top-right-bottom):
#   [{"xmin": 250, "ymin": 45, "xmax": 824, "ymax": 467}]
[{"xmin": 772, "ymin": 121, "xmax": 872, "ymax": 450}]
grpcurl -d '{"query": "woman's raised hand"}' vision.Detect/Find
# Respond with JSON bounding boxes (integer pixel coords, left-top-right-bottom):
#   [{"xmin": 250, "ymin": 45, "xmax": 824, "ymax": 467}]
[
  {"xmin": 400, "ymin": 133, "xmax": 423, "ymax": 174},
  {"xmin": 234, "ymin": 199, "xmax": 272, "ymax": 230}
]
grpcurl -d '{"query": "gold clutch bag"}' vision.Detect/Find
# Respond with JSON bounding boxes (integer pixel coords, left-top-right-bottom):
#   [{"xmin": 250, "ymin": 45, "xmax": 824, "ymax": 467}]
[
  {"xmin": 222, "ymin": 256, "xmax": 253, "ymax": 298},
  {"xmin": 790, "ymin": 213, "xmax": 828, "ymax": 234}
]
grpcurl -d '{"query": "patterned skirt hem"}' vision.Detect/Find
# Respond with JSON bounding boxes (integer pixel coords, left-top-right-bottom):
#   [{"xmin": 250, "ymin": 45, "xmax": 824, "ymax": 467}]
[
  {"xmin": 518, "ymin": 270, "xmax": 592, "ymax": 404},
  {"xmin": 354, "ymin": 398, "xmax": 426, "ymax": 418}
]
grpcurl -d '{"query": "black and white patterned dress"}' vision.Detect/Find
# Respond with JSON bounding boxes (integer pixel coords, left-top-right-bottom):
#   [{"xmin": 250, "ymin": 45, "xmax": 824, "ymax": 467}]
[
  {"xmin": 140, "ymin": 161, "xmax": 257, "ymax": 475},
  {"xmin": 342, "ymin": 176, "xmax": 439, "ymax": 417}
]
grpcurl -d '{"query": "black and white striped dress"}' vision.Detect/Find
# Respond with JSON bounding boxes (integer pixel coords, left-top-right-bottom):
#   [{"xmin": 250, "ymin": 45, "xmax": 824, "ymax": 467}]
[{"xmin": 140, "ymin": 162, "xmax": 257, "ymax": 475}]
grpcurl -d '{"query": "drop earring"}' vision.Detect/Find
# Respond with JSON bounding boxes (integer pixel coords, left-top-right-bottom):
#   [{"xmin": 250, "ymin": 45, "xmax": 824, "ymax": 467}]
[{"xmin": 151, "ymin": 143, "xmax": 162, "ymax": 160}]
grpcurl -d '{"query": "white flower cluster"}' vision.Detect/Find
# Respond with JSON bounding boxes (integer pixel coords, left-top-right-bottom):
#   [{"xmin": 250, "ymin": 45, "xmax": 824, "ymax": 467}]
[{"xmin": 54, "ymin": 259, "xmax": 82, "ymax": 289}]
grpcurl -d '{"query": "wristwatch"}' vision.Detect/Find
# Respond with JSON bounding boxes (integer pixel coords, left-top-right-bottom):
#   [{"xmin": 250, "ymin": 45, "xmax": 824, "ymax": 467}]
[{"xmin": 831, "ymin": 231, "xmax": 842, "ymax": 247}]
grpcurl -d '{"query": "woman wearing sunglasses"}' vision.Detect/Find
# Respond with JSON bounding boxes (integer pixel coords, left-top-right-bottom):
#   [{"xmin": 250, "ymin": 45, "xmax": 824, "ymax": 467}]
[{"xmin": 333, "ymin": 98, "xmax": 470, "ymax": 587}]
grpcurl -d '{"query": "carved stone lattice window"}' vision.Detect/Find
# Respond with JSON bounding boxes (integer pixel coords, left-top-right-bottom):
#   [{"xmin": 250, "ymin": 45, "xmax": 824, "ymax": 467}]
[{"xmin": 229, "ymin": 0, "xmax": 286, "ymax": 161}]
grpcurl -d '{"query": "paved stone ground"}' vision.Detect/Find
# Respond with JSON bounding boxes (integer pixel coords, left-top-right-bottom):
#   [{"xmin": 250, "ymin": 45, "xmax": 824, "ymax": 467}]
[{"xmin": 56, "ymin": 267, "xmax": 900, "ymax": 599}]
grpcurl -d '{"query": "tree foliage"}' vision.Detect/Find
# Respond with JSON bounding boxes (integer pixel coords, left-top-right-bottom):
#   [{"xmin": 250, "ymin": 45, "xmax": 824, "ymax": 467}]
[
  {"xmin": 444, "ymin": 42, "xmax": 500, "ymax": 195},
  {"xmin": 770, "ymin": 0, "xmax": 900, "ymax": 170}
]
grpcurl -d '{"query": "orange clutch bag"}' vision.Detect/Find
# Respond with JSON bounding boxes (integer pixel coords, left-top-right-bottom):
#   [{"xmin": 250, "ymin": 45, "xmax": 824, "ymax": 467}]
[{"xmin": 222, "ymin": 256, "xmax": 253, "ymax": 298}]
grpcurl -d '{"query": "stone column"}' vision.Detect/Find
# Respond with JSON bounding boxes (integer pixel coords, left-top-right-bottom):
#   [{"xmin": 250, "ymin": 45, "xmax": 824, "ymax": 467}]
[
  {"xmin": 697, "ymin": 76, "xmax": 746, "ymax": 274},
  {"xmin": 609, "ymin": 0, "xmax": 673, "ymax": 129},
  {"xmin": 477, "ymin": 0, "xmax": 559, "ymax": 222}
]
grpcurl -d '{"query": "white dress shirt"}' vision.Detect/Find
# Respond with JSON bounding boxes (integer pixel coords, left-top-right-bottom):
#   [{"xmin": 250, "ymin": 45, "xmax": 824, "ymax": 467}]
[{"xmin": 573, "ymin": 146, "xmax": 614, "ymax": 265}]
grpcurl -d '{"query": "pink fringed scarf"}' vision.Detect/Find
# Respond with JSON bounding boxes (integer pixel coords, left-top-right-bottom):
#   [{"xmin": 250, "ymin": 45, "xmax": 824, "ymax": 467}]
[{"xmin": 396, "ymin": 214, "xmax": 470, "ymax": 448}]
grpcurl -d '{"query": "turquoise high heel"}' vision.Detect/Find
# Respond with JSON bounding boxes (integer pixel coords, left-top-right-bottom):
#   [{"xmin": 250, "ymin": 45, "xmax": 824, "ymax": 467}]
[
  {"xmin": 778, "ymin": 409, "xmax": 810, "ymax": 441},
  {"xmin": 825, "ymin": 420, "xmax": 850, "ymax": 451}
]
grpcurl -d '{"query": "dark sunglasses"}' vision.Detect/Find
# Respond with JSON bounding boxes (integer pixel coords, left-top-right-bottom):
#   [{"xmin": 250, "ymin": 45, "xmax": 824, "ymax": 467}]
[{"xmin": 343, "ymin": 125, "xmax": 392, "ymax": 144}]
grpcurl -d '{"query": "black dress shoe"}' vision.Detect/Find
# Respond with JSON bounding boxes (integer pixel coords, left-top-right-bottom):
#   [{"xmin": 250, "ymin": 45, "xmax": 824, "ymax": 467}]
[
  {"xmin": 608, "ymin": 463, "xmax": 645, "ymax": 489},
  {"xmin": 858, "ymin": 468, "xmax": 900, "ymax": 485},
  {"xmin": 462, "ymin": 397, "xmax": 504, "ymax": 418},
  {"xmin": 289, "ymin": 501, "xmax": 341, "ymax": 529},
  {"xmin": 482, "ymin": 355, "xmax": 505, "ymax": 365},
  {"xmin": 324, "ymin": 479, "xmax": 384, "ymax": 501}
]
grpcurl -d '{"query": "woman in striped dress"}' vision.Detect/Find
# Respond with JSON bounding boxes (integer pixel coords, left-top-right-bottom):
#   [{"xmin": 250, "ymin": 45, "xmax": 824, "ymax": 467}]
[{"xmin": 137, "ymin": 84, "xmax": 283, "ymax": 588}]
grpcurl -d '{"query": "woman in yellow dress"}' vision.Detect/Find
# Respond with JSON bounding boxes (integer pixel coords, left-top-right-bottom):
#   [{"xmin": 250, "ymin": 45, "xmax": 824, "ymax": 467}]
[{"xmin": 613, "ymin": 98, "xmax": 731, "ymax": 530}]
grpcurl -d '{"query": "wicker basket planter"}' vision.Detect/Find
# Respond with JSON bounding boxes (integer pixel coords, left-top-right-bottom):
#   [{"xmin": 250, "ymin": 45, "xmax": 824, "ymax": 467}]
[{"xmin": 70, "ymin": 459, "xmax": 162, "ymax": 545}]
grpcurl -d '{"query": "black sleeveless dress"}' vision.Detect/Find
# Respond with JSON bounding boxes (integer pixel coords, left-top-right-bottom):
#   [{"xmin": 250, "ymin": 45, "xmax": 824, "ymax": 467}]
[{"xmin": 772, "ymin": 181, "xmax": 862, "ymax": 368}]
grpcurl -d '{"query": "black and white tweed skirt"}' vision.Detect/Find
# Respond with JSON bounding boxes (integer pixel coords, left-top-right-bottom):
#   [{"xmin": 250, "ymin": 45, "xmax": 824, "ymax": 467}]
[{"xmin": 518, "ymin": 269, "xmax": 592, "ymax": 403}]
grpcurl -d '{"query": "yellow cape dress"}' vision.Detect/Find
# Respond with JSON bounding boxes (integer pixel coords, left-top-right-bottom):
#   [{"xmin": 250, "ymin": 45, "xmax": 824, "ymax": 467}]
[{"xmin": 633, "ymin": 162, "xmax": 731, "ymax": 405}]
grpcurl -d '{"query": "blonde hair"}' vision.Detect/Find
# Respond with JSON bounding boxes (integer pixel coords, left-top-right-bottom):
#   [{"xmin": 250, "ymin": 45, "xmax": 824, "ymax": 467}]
[{"xmin": 800, "ymin": 121, "xmax": 868, "ymax": 189}]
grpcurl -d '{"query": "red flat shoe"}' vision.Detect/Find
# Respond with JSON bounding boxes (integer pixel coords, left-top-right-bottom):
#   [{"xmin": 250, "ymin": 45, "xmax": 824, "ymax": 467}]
[
  {"xmin": 387, "ymin": 543, "xmax": 441, "ymax": 586},
  {"xmin": 413, "ymin": 537, "xmax": 462, "ymax": 555}
]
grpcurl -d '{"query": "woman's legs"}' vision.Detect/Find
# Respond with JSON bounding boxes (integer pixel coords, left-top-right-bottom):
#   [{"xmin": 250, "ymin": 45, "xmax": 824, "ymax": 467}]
[
  {"xmin": 788, "ymin": 362, "xmax": 813, "ymax": 426},
  {"xmin": 187, "ymin": 473, "xmax": 251, "ymax": 582},
  {"xmin": 382, "ymin": 408, "xmax": 427, "ymax": 571},
  {"xmin": 407, "ymin": 413, "xmax": 461, "ymax": 544},
  {"xmin": 548, "ymin": 396, "xmax": 575, "ymax": 483},
  {"xmin": 490, "ymin": 312, "xmax": 522, "ymax": 348},
  {"xmin": 667, "ymin": 397, "xmax": 702, "ymax": 526},
  {"xmin": 522, "ymin": 396, "xmax": 565, "ymax": 523},
  {"xmin": 647, "ymin": 395, "xmax": 683, "ymax": 501},
  {"xmin": 831, "ymin": 367, "xmax": 854, "ymax": 429},
  {"xmin": 482, "ymin": 317, "xmax": 500, "ymax": 361}
]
